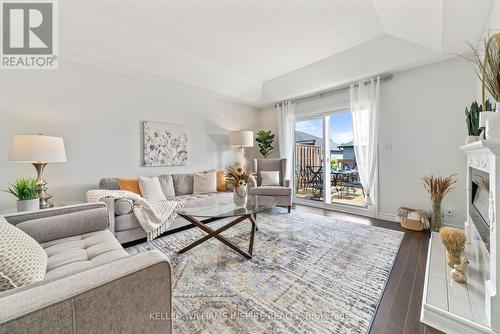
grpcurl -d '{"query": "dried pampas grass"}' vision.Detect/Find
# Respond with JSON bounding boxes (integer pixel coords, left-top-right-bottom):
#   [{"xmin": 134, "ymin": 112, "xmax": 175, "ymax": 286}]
[
  {"xmin": 440, "ymin": 226, "xmax": 466, "ymax": 267},
  {"xmin": 422, "ymin": 174, "xmax": 457, "ymax": 202},
  {"xmin": 464, "ymin": 33, "xmax": 500, "ymax": 103}
]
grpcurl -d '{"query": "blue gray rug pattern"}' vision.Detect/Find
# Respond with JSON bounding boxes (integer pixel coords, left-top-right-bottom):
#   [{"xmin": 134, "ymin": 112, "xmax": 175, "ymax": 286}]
[{"xmin": 127, "ymin": 211, "xmax": 403, "ymax": 333}]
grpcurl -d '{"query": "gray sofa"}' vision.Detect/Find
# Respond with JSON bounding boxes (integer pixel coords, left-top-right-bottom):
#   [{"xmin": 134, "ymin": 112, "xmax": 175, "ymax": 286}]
[
  {"xmin": 99, "ymin": 173, "xmax": 233, "ymax": 244},
  {"xmin": 0, "ymin": 203, "xmax": 172, "ymax": 334}
]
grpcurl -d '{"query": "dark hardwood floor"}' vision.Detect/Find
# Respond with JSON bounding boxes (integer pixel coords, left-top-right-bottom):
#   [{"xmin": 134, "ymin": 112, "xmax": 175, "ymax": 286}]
[{"xmin": 293, "ymin": 204, "xmax": 443, "ymax": 334}]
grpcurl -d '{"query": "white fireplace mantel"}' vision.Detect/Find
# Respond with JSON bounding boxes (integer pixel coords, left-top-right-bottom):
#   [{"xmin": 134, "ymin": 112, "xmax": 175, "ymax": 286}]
[{"xmin": 420, "ymin": 140, "xmax": 500, "ymax": 333}]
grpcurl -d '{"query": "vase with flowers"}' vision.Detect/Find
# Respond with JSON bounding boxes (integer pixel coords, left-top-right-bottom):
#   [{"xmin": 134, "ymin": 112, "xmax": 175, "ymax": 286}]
[
  {"xmin": 422, "ymin": 174, "xmax": 457, "ymax": 232},
  {"xmin": 226, "ymin": 160, "xmax": 253, "ymax": 207}
]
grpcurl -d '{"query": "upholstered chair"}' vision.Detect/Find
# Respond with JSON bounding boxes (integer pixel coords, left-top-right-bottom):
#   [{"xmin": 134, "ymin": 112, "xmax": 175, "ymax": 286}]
[{"xmin": 249, "ymin": 158, "xmax": 292, "ymax": 213}]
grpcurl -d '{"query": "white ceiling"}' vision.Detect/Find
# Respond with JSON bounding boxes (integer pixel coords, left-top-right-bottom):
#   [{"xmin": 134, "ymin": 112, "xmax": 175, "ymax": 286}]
[{"xmin": 64, "ymin": 0, "xmax": 495, "ymax": 105}]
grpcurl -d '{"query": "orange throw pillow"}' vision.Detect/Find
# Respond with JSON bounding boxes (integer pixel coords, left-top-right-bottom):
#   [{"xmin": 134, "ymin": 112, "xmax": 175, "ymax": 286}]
[
  {"xmin": 216, "ymin": 171, "xmax": 227, "ymax": 192},
  {"xmin": 117, "ymin": 178, "xmax": 141, "ymax": 195}
]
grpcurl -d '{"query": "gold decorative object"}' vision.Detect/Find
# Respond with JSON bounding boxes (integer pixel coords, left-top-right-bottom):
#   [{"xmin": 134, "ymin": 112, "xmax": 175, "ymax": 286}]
[
  {"xmin": 439, "ymin": 226, "xmax": 466, "ymax": 268},
  {"xmin": 422, "ymin": 174, "xmax": 457, "ymax": 231},
  {"xmin": 451, "ymin": 257, "xmax": 470, "ymax": 284}
]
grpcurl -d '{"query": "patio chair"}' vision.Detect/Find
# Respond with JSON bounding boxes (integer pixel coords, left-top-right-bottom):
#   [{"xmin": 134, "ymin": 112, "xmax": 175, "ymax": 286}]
[{"xmin": 306, "ymin": 165, "xmax": 323, "ymax": 200}]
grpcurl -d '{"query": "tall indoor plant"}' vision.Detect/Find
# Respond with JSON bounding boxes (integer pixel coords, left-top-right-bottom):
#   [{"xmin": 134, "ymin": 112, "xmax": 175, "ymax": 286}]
[
  {"xmin": 3, "ymin": 178, "xmax": 39, "ymax": 212},
  {"xmin": 422, "ymin": 174, "xmax": 457, "ymax": 232},
  {"xmin": 255, "ymin": 130, "xmax": 275, "ymax": 159}
]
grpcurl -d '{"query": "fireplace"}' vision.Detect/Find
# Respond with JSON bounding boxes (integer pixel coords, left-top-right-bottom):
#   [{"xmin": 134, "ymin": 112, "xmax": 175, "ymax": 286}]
[
  {"xmin": 421, "ymin": 140, "xmax": 500, "ymax": 333},
  {"xmin": 469, "ymin": 167, "xmax": 490, "ymax": 252}
]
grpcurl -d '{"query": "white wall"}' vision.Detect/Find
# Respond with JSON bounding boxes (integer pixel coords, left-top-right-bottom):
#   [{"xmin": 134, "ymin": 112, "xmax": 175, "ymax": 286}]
[
  {"xmin": 0, "ymin": 59, "xmax": 260, "ymax": 209},
  {"xmin": 259, "ymin": 57, "xmax": 477, "ymax": 226},
  {"xmin": 378, "ymin": 58, "xmax": 475, "ymax": 225}
]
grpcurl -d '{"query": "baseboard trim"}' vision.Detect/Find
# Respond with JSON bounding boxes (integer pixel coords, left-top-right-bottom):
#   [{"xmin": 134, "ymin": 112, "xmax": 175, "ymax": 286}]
[
  {"xmin": 375, "ymin": 212, "xmax": 398, "ymax": 223},
  {"xmin": 293, "ymin": 199, "xmax": 399, "ymax": 223}
]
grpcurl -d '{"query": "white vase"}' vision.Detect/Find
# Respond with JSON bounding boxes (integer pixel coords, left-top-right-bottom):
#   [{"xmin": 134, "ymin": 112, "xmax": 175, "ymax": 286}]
[
  {"xmin": 233, "ymin": 185, "xmax": 248, "ymax": 207},
  {"xmin": 465, "ymin": 135, "xmax": 480, "ymax": 144},
  {"xmin": 17, "ymin": 199, "xmax": 40, "ymax": 212}
]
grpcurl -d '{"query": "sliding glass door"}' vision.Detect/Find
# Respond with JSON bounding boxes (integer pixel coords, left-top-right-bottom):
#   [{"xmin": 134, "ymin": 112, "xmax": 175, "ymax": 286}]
[{"xmin": 294, "ymin": 110, "xmax": 366, "ymax": 208}]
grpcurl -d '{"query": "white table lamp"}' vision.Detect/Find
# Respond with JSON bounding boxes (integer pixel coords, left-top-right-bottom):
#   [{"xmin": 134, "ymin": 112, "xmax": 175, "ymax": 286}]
[
  {"xmin": 230, "ymin": 131, "xmax": 254, "ymax": 161},
  {"xmin": 230, "ymin": 131, "xmax": 254, "ymax": 149},
  {"xmin": 8, "ymin": 135, "xmax": 67, "ymax": 209}
]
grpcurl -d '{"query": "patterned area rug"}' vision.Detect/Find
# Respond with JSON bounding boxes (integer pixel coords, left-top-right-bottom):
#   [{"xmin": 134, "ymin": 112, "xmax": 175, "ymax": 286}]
[{"xmin": 127, "ymin": 211, "xmax": 403, "ymax": 334}]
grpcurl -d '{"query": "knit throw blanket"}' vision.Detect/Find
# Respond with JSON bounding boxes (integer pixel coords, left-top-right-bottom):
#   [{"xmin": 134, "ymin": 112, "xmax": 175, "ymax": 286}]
[{"xmin": 85, "ymin": 190, "xmax": 183, "ymax": 241}]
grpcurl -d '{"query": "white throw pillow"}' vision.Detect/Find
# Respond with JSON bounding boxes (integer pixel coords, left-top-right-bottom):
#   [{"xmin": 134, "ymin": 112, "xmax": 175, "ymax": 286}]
[
  {"xmin": 261, "ymin": 171, "xmax": 280, "ymax": 186},
  {"xmin": 139, "ymin": 176, "xmax": 166, "ymax": 203},
  {"xmin": 193, "ymin": 172, "xmax": 217, "ymax": 194},
  {"xmin": 0, "ymin": 216, "xmax": 48, "ymax": 292}
]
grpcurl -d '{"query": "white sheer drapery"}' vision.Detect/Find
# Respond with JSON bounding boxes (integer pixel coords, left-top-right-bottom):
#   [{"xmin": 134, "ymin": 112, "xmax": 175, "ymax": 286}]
[
  {"xmin": 350, "ymin": 77, "xmax": 380, "ymax": 207},
  {"xmin": 276, "ymin": 101, "xmax": 296, "ymax": 181}
]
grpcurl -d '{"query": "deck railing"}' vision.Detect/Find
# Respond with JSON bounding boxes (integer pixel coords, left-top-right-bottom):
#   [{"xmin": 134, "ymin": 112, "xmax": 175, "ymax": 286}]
[{"xmin": 295, "ymin": 143, "xmax": 323, "ymax": 191}]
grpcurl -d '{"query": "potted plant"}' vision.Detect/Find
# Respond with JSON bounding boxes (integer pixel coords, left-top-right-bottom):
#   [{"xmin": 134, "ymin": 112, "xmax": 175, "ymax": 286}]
[
  {"xmin": 3, "ymin": 178, "xmax": 39, "ymax": 212},
  {"xmin": 255, "ymin": 130, "xmax": 275, "ymax": 159},
  {"xmin": 464, "ymin": 33, "xmax": 500, "ymax": 138},
  {"xmin": 422, "ymin": 174, "xmax": 457, "ymax": 232},
  {"xmin": 465, "ymin": 100, "xmax": 496, "ymax": 143}
]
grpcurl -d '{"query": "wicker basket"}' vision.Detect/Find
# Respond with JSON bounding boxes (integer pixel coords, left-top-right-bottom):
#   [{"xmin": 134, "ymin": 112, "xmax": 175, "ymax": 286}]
[{"xmin": 396, "ymin": 207, "xmax": 429, "ymax": 231}]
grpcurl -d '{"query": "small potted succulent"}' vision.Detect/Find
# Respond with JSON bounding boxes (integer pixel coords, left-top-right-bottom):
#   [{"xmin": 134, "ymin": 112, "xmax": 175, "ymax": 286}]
[{"xmin": 3, "ymin": 178, "xmax": 39, "ymax": 212}]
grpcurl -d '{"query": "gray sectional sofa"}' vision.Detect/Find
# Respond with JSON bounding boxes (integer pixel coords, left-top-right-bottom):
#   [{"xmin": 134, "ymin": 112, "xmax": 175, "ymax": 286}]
[
  {"xmin": 99, "ymin": 173, "xmax": 233, "ymax": 244},
  {"xmin": 0, "ymin": 203, "xmax": 172, "ymax": 334}
]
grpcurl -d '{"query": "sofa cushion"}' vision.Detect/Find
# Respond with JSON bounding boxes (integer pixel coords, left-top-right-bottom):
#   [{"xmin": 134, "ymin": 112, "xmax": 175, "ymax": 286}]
[
  {"xmin": 193, "ymin": 172, "xmax": 217, "ymax": 194},
  {"xmin": 118, "ymin": 178, "xmax": 142, "ymax": 195},
  {"xmin": 99, "ymin": 178, "xmax": 120, "ymax": 190},
  {"xmin": 42, "ymin": 229, "xmax": 128, "ymax": 280},
  {"xmin": 158, "ymin": 174, "xmax": 175, "ymax": 200},
  {"xmin": 172, "ymin": 174, "xmax": 194, "ymax": 196},
  {"xmin": 115, "ymin": 198, "xmax": 133, "ymax": 216},
  {"xmin": 249, "ymin": 186, "xmax": 292, "ymax": 196},
  {"xmin": 260, "ymin": 171, "xmax": 280, "ymax": 186},
  {"xmin": 174, "ymin": 192, "xmax": 233, "ymax": 208},
  {"xmin": 139, "ymin": 176, "xmax": 166, "ymax": 203},
  {"xmin": 0, "ymin": 216, "xmax": 48, "ymax": 292}
]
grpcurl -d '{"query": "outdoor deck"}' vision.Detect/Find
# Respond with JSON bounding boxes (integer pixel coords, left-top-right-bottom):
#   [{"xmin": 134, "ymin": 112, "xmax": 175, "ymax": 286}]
[{"xmin": 296, "ymin": 186, "xmax": 365, "ymax": 206}]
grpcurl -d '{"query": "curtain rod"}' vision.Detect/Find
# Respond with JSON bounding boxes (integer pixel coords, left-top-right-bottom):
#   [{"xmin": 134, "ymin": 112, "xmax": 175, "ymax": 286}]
[{"xmin": 274, "ymin": 74, "xmax": 393, "ymax": 107}]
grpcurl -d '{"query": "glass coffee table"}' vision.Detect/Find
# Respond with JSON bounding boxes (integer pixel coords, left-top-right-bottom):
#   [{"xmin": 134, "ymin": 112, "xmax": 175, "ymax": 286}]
[{"xmin": 175, "ymin": 195, "xmax": 277, "ymax": 259}]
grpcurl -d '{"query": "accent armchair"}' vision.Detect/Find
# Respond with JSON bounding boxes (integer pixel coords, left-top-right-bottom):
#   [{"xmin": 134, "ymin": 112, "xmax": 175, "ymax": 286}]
[{"xmin": 249, "ymin": 158, "xmax": 292, "ymax": 213}]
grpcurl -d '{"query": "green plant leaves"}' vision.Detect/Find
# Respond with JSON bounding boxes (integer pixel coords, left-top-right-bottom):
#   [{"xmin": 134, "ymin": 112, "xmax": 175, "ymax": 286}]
[
  {"xmin": 2, "ymin": 178, "xmax": 38, "ymax": 200},
  {"xmin": 465, "ymin": 99, "xmax": 496, "ymax": 136},
  {"xmin": 256, "ymin": 130, "xmax": 275, "ymax": 159}
]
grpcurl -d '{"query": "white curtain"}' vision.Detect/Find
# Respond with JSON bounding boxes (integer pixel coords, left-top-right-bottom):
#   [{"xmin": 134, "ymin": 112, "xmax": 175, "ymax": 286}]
[
  {"xmin": 350, "ymin": 77, "xmax": 380, "ymax": 207},
  {"xmin": 276, "ymin": 101, "xmax": 296, "ymax": 181}
]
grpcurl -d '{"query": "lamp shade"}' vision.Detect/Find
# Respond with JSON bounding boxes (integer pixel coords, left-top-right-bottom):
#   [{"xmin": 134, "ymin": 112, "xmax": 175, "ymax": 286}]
[
  {"xmin": 230, "ymin": 131, "xmax": 254, "ymax": 148},
  {"xmin": 8, "ymin": 135, "xmax": 67, "ymax": 163}
]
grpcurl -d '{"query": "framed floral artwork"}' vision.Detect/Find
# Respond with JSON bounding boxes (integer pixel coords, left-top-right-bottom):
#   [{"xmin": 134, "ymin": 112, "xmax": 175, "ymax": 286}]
[{"xmin": 143, "ymin": 121, "xmax": 188, "ymax": 166}]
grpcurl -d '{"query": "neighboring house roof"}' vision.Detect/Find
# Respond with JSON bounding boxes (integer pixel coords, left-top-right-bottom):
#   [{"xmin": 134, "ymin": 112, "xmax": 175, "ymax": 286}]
[
  {"xmin": 338, "ymin": 141, "xmax": 354, "ymax": 148},
  {"xmin": 295, "ymin": 131, "xmax": 339, "ymax": 150}
]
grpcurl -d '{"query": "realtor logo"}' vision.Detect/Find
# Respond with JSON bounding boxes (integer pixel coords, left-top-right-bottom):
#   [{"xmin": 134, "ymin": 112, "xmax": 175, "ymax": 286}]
[{"xmin": 1, "ymin": 0, "xmax": 58, "ymax": 69}]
